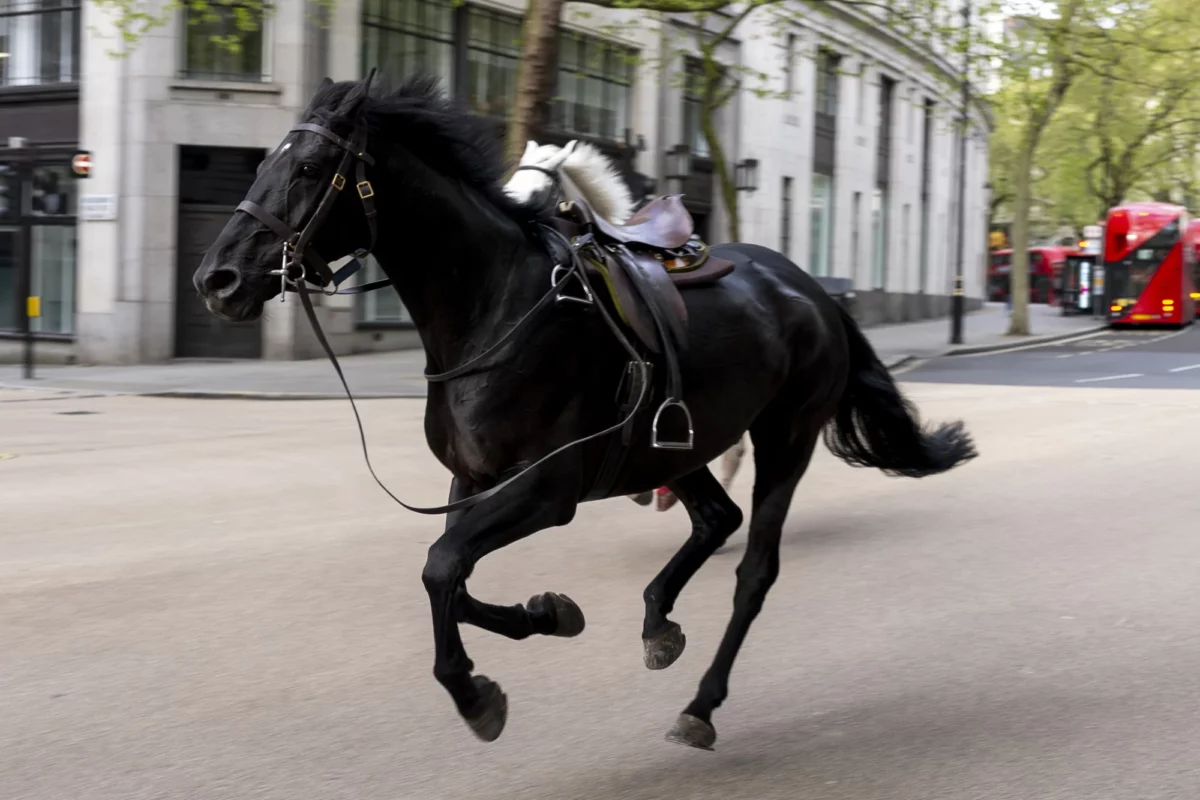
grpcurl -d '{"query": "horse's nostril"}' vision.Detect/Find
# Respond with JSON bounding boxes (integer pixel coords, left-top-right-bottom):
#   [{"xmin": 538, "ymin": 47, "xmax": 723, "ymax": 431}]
[{"xmin": 202, "ymin": 267, "xmax": 241, "ymax": 299}]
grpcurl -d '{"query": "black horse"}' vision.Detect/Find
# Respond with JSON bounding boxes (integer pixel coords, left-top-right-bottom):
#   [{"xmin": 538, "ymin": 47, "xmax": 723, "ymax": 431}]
[{"xmin": 193, "ymin": 74, "xmax": 976, "ymax": 750}]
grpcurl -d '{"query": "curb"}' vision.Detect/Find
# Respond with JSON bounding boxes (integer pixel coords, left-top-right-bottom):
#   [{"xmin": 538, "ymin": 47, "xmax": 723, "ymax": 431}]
[{"xmin": 941, "ymin": 325, "xmax": 1107, "ymax": 357}]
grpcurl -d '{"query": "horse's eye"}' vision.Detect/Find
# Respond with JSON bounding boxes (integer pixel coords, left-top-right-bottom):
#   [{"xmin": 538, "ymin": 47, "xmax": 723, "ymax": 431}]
[{"xmin": 299, "ymin": 164, "xmax": 321, "ymax": 179}]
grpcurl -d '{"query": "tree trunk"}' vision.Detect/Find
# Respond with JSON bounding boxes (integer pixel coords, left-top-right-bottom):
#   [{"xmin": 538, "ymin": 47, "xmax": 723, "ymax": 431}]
[
  {"xmin": 505, "ymin": 0, "xmax": 564, "ymax": 166},
  {"xmin": 1007, "ymin": 131, "xmax": 1036, "ymax": 335},
  {"xmin": 702, "ymin": 103, "xmax": 739, "ymax": 242}
]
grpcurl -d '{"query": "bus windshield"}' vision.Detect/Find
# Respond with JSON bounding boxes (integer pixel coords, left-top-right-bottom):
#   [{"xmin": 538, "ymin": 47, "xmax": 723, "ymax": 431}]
[{"xmin": 1107, "ymin": 218, "xmax": 1180, "ymax": 300}]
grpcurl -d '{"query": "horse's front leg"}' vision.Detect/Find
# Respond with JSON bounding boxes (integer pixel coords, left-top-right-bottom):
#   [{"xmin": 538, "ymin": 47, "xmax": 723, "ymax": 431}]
[
  {"xmin": 445, "ymin": 477, "xmax": 586, "ymax": 641},
  {"xmin": 423, "ymin": 466, "xmax": 582, "ymax": 742}
]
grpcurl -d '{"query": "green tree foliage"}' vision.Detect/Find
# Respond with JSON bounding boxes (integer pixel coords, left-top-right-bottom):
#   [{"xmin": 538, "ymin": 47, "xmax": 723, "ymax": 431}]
[{"xmin": 984, "ymin": 0, "xmax": 1200, "ymax": 335}]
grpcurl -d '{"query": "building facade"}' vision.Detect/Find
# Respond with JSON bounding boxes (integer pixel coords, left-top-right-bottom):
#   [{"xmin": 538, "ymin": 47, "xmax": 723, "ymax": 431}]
[{"xmin": 0, "ymin": 0, "xmax": 989, "ymax": 364}]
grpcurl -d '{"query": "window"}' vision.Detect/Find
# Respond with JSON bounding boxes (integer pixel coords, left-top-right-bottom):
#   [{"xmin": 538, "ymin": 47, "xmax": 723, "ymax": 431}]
[
  {"xmin": 780, "ymin": 176, "xmax": 793, "ymax": 257},
  {"xmin": 683, "ymin": 57, "xmax": 723, "ymax": 158},
  {"xmin": 0, "ymin": 161, "xmax": 76, "ymax": 335},
  {"xmin": 871, "ymin": 187, "xmax": 887, "ymax": 288},
  {"xmin": 851, "ymin": 190, "xmax": 862, "ymax": 281},
  {"xmin": 31, "ymin": 224, "xmax": 73, "ymax": 334},
  {"xmin": 902, "ymin": 203, "xmax": 910, "ymax": 289},
  {"xmin": 357, "ymin": 255, "xmax": 413, "ymax": 325},
  {"xmin": 182, "ymin": 2, "xmax": 266, "ymax": 81},
  {"xmin": 553, "ymin": 31, "xmax": 634, "ymax": 140},
  {"xmin": 466, "ymin": 6, "xmax": 521, "ymax": 118},
  {"xmin": 0, "ymin": 1, "xmax": 80, "ymax": 88},
  {"xmin": 363, "ymin": 0, "xmax": 455, "ymax": 91},
  {"xmin": 810, "ymin": 173, "xmax": 833, "ymax": 277},
  {"xmin": 918, "ymin": 98, "xmax": 934, "ymax": 292},
  {"xmin": 783, "ymin": 34, "xmax": 795, "ymax": 96},
  {"xmin": 815, "ymin": 48, "xmax": 840, "ymax": 118}
]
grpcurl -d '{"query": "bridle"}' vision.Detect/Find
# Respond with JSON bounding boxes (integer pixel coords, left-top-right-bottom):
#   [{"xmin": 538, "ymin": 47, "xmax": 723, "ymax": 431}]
[
  {"xmin": 233, "ymin": 113, "xmax": 652, "ymax": 518},
  {"xmin": 236, "ymin": 116, "xmax": 391, "ymax": 301}
]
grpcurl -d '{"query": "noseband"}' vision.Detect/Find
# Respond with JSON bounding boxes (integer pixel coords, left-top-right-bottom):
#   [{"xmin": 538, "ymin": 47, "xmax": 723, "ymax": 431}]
[{"xmin": 237, "ymin": 119, "xmax": 391, "ymax": 299}]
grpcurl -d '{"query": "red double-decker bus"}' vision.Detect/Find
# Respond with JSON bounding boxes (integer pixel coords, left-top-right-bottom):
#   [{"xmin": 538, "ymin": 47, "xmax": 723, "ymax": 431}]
[
  {"xmin": 987, "ymin": 245, "xmax": 1073, "ymax": 304},
  {"xmin": 1188, "ymin": 218, "xmax": 1200, "ymax": 317},
  {"xmin": 1103, "ymin": 202, "xmax": 1196, "ymax": 326}
]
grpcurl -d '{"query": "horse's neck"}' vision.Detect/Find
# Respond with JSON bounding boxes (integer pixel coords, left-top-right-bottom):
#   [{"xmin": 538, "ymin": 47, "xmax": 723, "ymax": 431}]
[{"xmin": 370, "ymin": 172, "xmax": 548, "ymax": 370}]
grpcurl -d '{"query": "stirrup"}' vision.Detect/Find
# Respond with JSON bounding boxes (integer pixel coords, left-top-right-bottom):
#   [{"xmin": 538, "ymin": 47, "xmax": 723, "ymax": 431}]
[
  {"xmin": 550, "ymin": 263, "xmax": 594, "ymax": 307},
  {"xmin": 651, "ymin": 398, "xmax": 694, "ymax": 451}
]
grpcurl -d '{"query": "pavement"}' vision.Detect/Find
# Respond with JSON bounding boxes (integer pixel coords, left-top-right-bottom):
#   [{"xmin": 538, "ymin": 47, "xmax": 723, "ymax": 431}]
[
  {"xmin": 4, "ymin": 344, "xmax": 1200, "ymax": 798},
  {"xmin": 0, "ymin": 302, "xmax": 1102, "ymax": 398}
]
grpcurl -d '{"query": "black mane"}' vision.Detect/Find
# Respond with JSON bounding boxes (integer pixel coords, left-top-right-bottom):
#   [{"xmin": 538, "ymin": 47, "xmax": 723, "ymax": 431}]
[{"xmin": 310, "ymin": 75, "xmax": 546, "ymax": 226}]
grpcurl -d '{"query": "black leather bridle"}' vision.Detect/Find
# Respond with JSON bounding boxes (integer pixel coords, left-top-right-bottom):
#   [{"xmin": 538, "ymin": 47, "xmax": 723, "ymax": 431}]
[{"xmin": 237, "ymin": 117, "xmax": 391, "ymax": 300}]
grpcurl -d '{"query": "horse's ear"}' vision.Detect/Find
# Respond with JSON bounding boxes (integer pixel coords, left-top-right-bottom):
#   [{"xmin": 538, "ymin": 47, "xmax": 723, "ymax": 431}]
[
  {"xmin": 560, "ymin": 140, "xmax": 579, "ymax": 160},
  {"xmin": 336, "ymin": 72, "xmax": 374, "ymax": 117},
  {"xmin": 521, "ymin": 140, "xmax": 539, "ymax": 163},
  {"xmin": 298, "ymin": 77, "xmax": 335, "ymax": 120}
]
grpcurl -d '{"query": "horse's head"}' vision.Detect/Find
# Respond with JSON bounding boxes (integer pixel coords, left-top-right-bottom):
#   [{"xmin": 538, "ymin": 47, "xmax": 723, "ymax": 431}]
[{"xmin": 193, "ymin": 74, "xmax": 378, "ymax": 322}]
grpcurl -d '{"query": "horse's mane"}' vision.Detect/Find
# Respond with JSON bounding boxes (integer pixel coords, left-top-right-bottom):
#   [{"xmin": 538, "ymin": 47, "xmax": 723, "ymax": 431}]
[
  {"xmin": 559, "ymin": 142, "xmax": 636, "ymax": 223},
  {"xmin": 310, "ymin": 75, "xmax": 547, "ymax": 227}
]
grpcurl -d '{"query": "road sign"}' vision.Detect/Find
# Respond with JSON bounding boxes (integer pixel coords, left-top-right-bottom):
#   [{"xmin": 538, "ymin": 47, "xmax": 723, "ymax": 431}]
[
  {"xmin": 26, "ymin": 296, "xmax": 40, "ymax": 318},
  {"xmin": 71, "ymin": 151, "xmax": 92, "ymax": 177},
  {"xmin": 78, "ymin": 194, "xmax": 118, "ymax": 221}
]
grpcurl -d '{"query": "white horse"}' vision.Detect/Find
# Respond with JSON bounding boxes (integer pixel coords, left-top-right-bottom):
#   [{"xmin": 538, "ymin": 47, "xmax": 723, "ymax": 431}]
[{"xmin": 504, "ymin": 140, "xmax": 748, "ymax": 509}]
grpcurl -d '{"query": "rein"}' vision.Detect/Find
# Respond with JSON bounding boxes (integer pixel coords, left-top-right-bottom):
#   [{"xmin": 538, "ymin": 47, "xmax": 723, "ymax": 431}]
[{"xmin": 241, "ymin": 124, "xmax": 648, "ymax": 516}]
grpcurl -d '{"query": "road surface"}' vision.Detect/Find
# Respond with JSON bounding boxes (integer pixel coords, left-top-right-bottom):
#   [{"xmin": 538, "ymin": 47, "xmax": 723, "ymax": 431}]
[{"xmin": 3, "ymin": 338, "xmax": 1200, "ymax": 799}]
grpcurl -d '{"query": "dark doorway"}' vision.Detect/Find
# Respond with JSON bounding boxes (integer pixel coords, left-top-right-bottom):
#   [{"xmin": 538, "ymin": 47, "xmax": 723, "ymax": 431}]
[{"xmin": 174, "ymin": 146, "xmax": 266, "ymax": 359}]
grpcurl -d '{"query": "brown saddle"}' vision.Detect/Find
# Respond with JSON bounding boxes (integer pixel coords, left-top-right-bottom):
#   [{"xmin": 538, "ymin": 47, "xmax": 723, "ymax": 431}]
[
  {"xmin": 554, "ymin": 196, "xmax": 735, "ymax": 354},
  {"xmin": 550, "ymin": 195, "xmax": 737, "ymax": 451}
]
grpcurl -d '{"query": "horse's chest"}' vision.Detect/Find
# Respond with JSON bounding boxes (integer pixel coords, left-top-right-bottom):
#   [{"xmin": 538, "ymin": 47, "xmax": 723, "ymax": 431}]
[{"xmin": 424, "ymin": 390, "xmax": 530, "ymax": 480}]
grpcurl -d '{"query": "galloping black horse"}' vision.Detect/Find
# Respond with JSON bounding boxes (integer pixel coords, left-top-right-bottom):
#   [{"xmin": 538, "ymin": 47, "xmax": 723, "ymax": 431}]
[{"xmin": 193, "ymin": 74, "xmax": 976, "ymax": 750}]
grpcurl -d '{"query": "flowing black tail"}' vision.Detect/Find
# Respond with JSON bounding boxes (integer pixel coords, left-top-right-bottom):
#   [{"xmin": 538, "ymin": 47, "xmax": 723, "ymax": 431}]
[{"xmin": 823, "ymin": 305, "xmax": 977, "ymax": 478}]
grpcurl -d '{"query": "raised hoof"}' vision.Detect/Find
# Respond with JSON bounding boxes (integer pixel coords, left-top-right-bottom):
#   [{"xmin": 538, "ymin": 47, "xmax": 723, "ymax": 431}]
[
  {"xmin": 528, "ymin": 592, "xmax": 586, "ymax": 638},
  {"xmin": 629, "ymin": 491, "xmax": 654, "ymax": 506},
  {"xmin": 642, "ymin": 621, "xmax": 686, "ymax": 670},
  {"xmin": 464, "ymin": 675, "xmax": 508, "ymax": 743},
  {"xmin": 665, "ymin": 713, "xmax": 716, "ymax": 751}
]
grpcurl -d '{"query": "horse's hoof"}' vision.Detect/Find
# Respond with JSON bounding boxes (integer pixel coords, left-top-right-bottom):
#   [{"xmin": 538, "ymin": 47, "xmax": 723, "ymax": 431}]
[
  {"xmin": 642, "ymin": 621, "xmax": 686, "ymax": 670},
  {"xmin": 528, "ymin": 592, "xmax": 586, "ymax": 638},
  {"xmin": 665, "ymin": 713, "xmax": 716, "ymax": 750},
  {"xmin": 630, "ymin": 491, "xmax": 654, "ymax": 506},
  {"xmin": 463, "ymin": 675, "xmax": 508, "ymax": 742}
]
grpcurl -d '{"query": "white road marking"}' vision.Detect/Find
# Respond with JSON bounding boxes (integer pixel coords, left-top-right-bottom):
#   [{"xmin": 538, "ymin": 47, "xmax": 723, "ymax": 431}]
[
  {"xmin": 1074, "ymin": 373, "xmax": 1145, "ymax": 384},
  {"xmin": 1168, "ymin": 363, "xmax": 1200, "ymax": 373}
]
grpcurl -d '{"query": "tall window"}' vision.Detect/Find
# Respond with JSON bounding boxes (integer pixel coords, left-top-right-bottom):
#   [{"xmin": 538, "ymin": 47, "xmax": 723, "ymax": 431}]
[
  {"xmin": 780, "ymin": 176, "xmax": 793, "ymax": 258},
  {"xmin": 871, "ymin": 187, "xmax": 887, "ymax": 288},
  {"xmin": 810, "ymin": 173, "xmax": 833, "ymax": 277},
  {"xmin": 362, "ymin": 0, "xmax": 455, "ymax": 91},
  {"xmin": 918, "ymin": 98, "xmax": 934, "ymax": 292},
  {"xmin": 554, "ymin": 32, "xmax": 634, "ymax": 140},
  {"xmin": 815, "ymin": 48, "xmax": 840, "ymax": 117},
  {"xmin": 902, "ymin": 203, "xmax": 911, "ymax": 290},
  {"xmin": 0, "ymin": 161, "xmax": 76, "ymax": 335},
  {"xmin": 683, "ymin": 57, "xmax": 720, "ymax": 158},
  {"xmin": 851, "ymin": 191, "xmax": 862, "ymax": 281},
  {"xmin": 466, "ymin": 7, "xmax": 520, "ymax": 117},
  {"xmin": 0, "ymin": 1, "xmax": 80, "ymax": 88},
  {"xmin": 783, "ymin": 33, "xmax": 795, "ymax": 96},
  {"xmin": 873, "ymin": 76, "xmax": 894, "ymax": 289},
  {"xmin": 182, "ymin": 2, "xmax": 266, "ymax": 81}
]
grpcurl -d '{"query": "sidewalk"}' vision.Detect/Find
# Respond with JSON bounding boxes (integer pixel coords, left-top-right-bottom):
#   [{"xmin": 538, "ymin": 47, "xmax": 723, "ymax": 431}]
[{"xmin": 0, "ymin": 303, "xmax": 1102, "ymax": 399}]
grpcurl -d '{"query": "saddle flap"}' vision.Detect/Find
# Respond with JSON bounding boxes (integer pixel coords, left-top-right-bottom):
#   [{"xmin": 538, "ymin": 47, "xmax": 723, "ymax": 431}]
[{"xmin": 668, "ymin": 255, "xmax": 735, "ymax": 287}]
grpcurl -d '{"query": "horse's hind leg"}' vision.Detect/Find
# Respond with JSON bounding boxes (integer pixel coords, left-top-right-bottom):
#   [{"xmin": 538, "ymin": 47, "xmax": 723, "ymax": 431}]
[
  {"xmin": 445, "ymin": 478, "xmax": 585, "ymax": 641},
  {"xmin": 642, "ymin": 467, "xmax": 743, "ymax": 670},
  {"xmin": 666, "ymin": 421, "xmax": 821, "ymax": 751}
]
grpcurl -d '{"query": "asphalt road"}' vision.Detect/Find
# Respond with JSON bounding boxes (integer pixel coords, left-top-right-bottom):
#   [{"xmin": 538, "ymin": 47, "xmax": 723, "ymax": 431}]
[
  {"xmin": 903, "ymin": 321, "xmax": 1200, "ymax": 388},
  {"xmin": 3, "ymin": 375, "xmax": 1200, "ymax": 799}
]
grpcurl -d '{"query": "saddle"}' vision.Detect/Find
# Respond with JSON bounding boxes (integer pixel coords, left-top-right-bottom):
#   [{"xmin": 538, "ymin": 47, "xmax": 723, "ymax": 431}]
[{"xmin": 549, "ymin": 195, "xmax": 735, "ymax": 452}]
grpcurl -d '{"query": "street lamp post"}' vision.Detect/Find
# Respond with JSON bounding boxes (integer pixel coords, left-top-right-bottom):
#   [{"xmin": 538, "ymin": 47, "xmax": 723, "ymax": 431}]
[{"xmin": 950, "ymin": 0, "xmax": 971, "ymax": 346}]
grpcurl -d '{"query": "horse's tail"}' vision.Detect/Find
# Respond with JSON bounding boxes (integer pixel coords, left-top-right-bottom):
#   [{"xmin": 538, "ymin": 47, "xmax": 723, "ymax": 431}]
[{"xmin": 822, "ymin": 304, "xmax": 977, "ymax": 477}]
